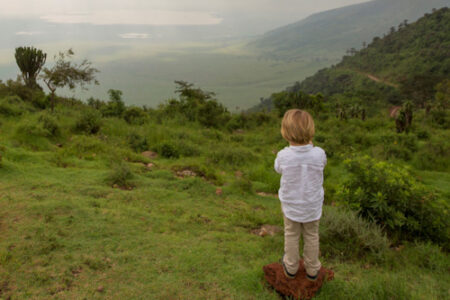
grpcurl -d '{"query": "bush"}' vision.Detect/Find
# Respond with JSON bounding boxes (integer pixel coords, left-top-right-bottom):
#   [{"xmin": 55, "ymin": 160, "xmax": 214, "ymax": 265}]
[
  {"xmin": 106, "ymin": 162, "xmax": 134, "ymax": 188},
  {"xmin": 320, "ymin": 206, "xmax": 389, "ymax": 260},
  {"xmin": 75, "ymin": 110, "xmax": 102, "ymax": 134},
  {"xmin": 0, "ymin": 96, "xmax": 28, "ymax": 117},
  {"xmin": 128, "ymin": 132, "xmax": 148, "ymax": 153},
  {"xmin": 156, "ymin": 142, "xmax": 180, "ymax": 159},
  {"xmin": 338, "ymin": 155, "xmax": 449, "ymax": 247},
  {"xmin": 38, "ymin": 113, "xmax": 60, "ymax": 138},
  {"xmin": 13, "ymin": 119, "xmax": 52, "ymax": 150},
  {"xmin": 123, "ymin": 107, "xmax": 148, "ymax": 125},
  {"xmin": 381, "ymin": 133, "xmax": 418, "ymax": 161}
]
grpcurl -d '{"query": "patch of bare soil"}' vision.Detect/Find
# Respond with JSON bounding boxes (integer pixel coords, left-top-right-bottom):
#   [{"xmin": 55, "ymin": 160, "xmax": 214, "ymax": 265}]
[
  {"xmin": 141, "ymin": 151, "xmax": 158, "ymax": 159},
  {"xmin": 176, "ymin": 169, "xmax": 197, "ymax": 178},
  {"xmin": 263, "ymin": 260, "xmax": 334, "ymax": 300},
  {"xmin": 257, "ymin": 192, "xmax": 278, "ymax": 198},
  {"xmin": 251, "ymin": 225, "xmax": 282, "ymax": 237}
]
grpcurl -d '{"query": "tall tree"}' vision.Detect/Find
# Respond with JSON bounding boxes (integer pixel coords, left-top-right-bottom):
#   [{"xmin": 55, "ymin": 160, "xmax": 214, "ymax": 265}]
[
  {"xmin": 40, "ymin": 49, "xmax": 99, "ymax": 111},
  {"xmin": 14, "ymin": 46, "xmax": 47, "ymax": 89}
]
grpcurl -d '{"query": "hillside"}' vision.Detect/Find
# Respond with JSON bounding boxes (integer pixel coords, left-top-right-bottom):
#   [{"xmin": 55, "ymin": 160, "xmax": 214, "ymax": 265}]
[
  {"xmin": 252, "ymin": 7, "xmax": 450, "ymax": 112},
  {"xmin": 250, "ymin": 0, "xmax": 449, "ymax": 61}
]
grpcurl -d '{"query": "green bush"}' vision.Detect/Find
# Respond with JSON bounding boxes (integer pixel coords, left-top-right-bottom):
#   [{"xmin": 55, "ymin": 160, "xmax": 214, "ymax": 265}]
[
  {"xmin": 38, "ymin": 113, "xmax": 60, "ymax": 138},
  {"xmin": 75, "ymin": 110, "xmax": 102, "ymax": 134},
  {"xmin": 13, "ymin": 119, "xmax": 52, "ymax": 150},
  {"xmin": 123, "ymin": 106, "xmax": 148, "ymax": 125},
  {"xmin": 381, "ymin": 133, "xmax": 418, "ymax": 161},
  {"xmin": 320, "ymin": 206, "xmax": 389, "ymax": 260},
  {"xmin": 156, "ymin": 142, "xmax": 180, "ymax": 159},
  {"xmin": 339, "ymin": 155, "xmax": 449, "ymax": 247},
  {"xmin": 106, "ymin": 162, "xmax": 134, "ymax": 188},
  {"xmin": 0, "ymin": 96, "xmax": 29, "ymax": 117},
  {"xmin": 128, "ymin": 132, "xmax": 148, "ymax": 153}
]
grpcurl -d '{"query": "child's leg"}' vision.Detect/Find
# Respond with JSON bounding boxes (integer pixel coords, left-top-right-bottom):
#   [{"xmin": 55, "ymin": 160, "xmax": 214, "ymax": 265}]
[
  {"xmin": 301, "ymin": 220, "xmax": 321, "ymax": 276},
  {"xmin": 283, "ymin": 215, "xmax": 301, "ymax": 275}
]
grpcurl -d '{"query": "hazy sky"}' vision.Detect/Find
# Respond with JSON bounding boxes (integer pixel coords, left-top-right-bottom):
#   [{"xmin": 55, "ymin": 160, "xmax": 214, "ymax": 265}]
[{"xmin": 1, "ymin": 0, "xmax": 369, "ymax": 27}]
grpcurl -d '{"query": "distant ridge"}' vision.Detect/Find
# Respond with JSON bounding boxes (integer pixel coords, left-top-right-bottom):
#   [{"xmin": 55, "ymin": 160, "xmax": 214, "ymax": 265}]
[
  {"xmin": 250, "ymin": 7, "xmax": 450, "ymax": 112},
  {"xmin": 250, "ymin": 0, "xmax": 449, "ymax": 61}
]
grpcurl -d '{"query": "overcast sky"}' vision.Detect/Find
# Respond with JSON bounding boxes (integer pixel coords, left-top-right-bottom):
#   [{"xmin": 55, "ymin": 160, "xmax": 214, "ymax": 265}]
[{"xmin": 0, "ymin": 0, "xmax": 370, "ymax": 26}]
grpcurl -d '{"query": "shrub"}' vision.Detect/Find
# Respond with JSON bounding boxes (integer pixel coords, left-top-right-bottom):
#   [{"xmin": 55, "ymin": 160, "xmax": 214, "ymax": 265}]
[
  {"xmin": 380, "ymin": 133, "xmax": 418, "ymax": 161},
  {"xmin": 156, "ymin": 142, "xmax": 180, "ymax": 159},
  {"xmin": 339, "ymin": 155, "xmax": 449, "ymax": 247},
  {"xmin": 123, "ymin": 106, "xmax": 148, "ymax": 125},
  {"xmin": 106, "ymin": 162, "xmax": 134, "ymax": 188},
  {"xmin": 0, "ymin": 96, "xmax": 29, "ymax": 117},
  {"xmin": 13, "ymin": 119, "xmax": 51, "ymax": 150},
  {"xmin": 101, "ymin": 89, "xmax": 126, "ymax": 118},
  {"xmin": 128, "ymin": 132, "xmax": 148, "ymax": 153},
  {"xmin": 75, "ymin": 110, "xmax": 102, "ymax": 134},
  {"xmin": 38, "ymin": 113, "xmax": 60, "ymax": 138},
  {"xmin": 320, "ymin": 206, "xmax": 389, "ymax": 260}
]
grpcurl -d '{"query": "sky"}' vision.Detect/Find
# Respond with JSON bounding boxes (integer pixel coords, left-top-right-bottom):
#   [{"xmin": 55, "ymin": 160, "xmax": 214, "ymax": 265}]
[{"xmin": 0, "ymin": 0, "xmax": 369, "ymax": 29}]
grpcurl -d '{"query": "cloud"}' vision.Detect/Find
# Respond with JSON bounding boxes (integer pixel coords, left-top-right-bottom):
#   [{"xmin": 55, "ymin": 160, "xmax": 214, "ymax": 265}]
[
  {"xmin": 119, "ymin": 33, "xmax": 151, "ymax": 39},
  {"xmin": 40, "ymin": 10, "xmax": 222, "ymax": 26}
]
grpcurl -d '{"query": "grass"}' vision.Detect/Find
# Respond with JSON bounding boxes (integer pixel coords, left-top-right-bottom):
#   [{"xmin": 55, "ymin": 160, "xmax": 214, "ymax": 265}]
[{"xmin": 0, "ymin": 101, "xmax": 449, "ymax": 299}]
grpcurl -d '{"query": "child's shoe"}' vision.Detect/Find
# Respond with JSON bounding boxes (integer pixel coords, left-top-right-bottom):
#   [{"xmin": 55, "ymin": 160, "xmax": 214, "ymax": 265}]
[
  {"xmin": 281, "ymin": 256, "xmax": 297, "ymax": 279},
  {"xmin": 306, "ymin": 271, "xmax": 319, "ymax": 282}
]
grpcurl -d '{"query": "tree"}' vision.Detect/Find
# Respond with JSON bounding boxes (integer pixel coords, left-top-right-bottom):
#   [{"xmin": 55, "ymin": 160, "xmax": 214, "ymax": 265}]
[
  {"xmin": 101, "ymin": 89, "xmax": 126, "ymax": 117},
  {"xmin": 40, "ymin": 49, "xmax": 98, "ymax": 111},
  {"xmin": 15, "ymin": 46, "xmax": 47, "ymax": 89}
]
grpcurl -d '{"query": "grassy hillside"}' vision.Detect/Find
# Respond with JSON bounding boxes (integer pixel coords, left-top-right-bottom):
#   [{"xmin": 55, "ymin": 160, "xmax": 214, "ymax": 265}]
[
  {"xmin": 0, "ymin": 74, "xmax": 449, "ymax": 298},
  {"xmin": 253, "ymin": 7, "xmax": 450, "ymax": 112},
  {"xmin": 249, "ymin": 0, "xmax": 449, "ymax": 61}
]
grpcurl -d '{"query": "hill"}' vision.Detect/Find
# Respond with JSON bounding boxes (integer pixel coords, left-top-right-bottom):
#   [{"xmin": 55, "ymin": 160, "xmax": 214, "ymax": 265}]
[
  {"xmin": 252, "ymin": 7, "xmax": 450, "ymax": 112},
  {"xmin": 249, "ymin": 0, "xmax": 449, "ymax": 61}
]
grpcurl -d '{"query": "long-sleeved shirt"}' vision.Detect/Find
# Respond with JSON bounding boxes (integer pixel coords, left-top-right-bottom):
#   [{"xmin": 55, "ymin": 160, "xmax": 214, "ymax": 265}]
[{"xmin": 274, "ymin": 144, "xmax": 327, "ymax": 223}]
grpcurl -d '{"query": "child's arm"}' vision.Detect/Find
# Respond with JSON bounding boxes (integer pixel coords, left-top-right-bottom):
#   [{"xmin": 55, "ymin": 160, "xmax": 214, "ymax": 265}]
[{"xmin": 274, "ymin": 154, "xmax": 282, "ymax": 174}]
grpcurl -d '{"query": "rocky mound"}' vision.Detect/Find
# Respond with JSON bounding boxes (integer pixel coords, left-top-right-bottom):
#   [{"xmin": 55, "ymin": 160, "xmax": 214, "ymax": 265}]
[{"xmin": 263, "ymin": 260, "xmax": 334, "ymax": 299}]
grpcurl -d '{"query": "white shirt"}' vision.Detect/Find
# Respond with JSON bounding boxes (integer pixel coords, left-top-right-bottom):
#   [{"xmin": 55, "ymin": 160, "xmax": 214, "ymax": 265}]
[{"xmin": 274, "ymin": 144, "xmax": 327, "ymax": 223}]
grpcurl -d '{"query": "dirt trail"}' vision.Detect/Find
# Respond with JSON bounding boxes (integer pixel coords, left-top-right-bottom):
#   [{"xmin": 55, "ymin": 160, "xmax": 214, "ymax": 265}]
[
  {"xmin": 361, "ymin": 71, "xmax": 398, "ymax": 88},
  {"xmin": 365, "ymin": 73, "xmax": 399, "ymax": 88}
]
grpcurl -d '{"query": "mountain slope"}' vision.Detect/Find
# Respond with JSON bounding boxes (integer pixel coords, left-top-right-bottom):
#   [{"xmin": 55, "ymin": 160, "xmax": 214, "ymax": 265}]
[
  {"xmin": 250, "ymin": 0, "xmax": 449, "ymax": 60},
  {"xmin": 251, "ymin": 7, "xmax": 450, "ymax": 112}
]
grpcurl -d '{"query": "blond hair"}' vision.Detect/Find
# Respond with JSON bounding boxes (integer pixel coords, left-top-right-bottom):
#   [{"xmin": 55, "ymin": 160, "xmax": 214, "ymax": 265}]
[{"xmin": 281, "ymin": 109, "xmax": 315, "ymax": 145}]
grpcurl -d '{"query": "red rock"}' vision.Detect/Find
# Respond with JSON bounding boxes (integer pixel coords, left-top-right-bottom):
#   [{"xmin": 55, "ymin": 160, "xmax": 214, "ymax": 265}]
[{"xmin": 263, "ymin": 260, "xmax": 334, "ymax": 300}]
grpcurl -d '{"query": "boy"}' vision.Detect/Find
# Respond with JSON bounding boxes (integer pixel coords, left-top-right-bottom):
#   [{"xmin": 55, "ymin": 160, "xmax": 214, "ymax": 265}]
[{"xmin": 274, "ymin": 109, "xmax": 327, "ymax": 281}]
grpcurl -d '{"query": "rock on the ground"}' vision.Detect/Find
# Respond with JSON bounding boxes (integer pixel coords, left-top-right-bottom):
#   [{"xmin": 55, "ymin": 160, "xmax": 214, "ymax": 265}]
[
  {"xmin": 251, "ymin": 225, "xmax": 282, "ymax": 237},
  {"xmin": 263, "ymin": 260, "xmax": 334, "ymax": 300}
]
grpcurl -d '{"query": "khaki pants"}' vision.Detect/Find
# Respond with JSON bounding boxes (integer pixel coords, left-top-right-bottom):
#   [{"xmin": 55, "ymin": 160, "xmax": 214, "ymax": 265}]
[{"xmin": 283, "ymin": 215, "xmax": 321, "ymax": 276}]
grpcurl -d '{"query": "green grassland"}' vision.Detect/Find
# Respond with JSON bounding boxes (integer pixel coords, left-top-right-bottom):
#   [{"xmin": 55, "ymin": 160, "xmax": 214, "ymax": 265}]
[{"xmin": 0, "ymin": 92, "xmax": 449, "ymax": 299}]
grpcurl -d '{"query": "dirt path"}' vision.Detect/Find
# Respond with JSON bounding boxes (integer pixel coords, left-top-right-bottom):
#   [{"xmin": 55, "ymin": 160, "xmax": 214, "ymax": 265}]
[{"xmin": 365, "ymin": 73, "xmax": 399, "ymax": 88}]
